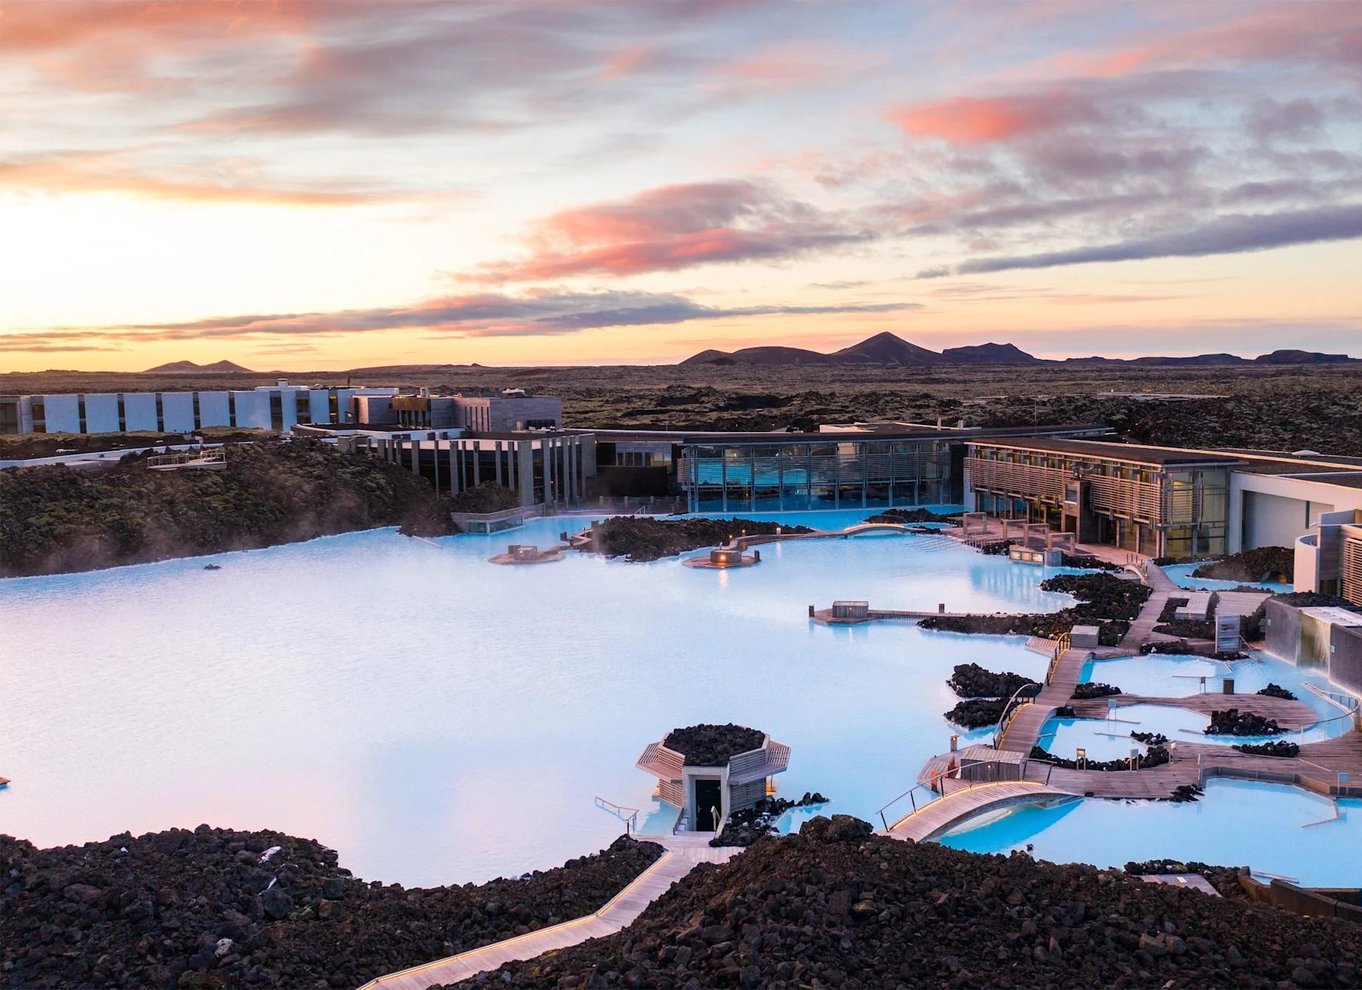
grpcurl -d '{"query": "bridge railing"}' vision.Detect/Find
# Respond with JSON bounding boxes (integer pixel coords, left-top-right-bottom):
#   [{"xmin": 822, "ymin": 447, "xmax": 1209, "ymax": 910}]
[
  {"xmin": 876, "ymin": 758, "xmax": 1001, "ymax": 831},
  {"xmin": 594, "ymin": 796, "xmax": 639, "ymax": 834},
  {"xmin": 1044, "ymin": 632, "xmax": 1072, "ymax": 684},
  {"xmin": 993, "ymin": 681, "xmax": 1043, "ymax": 750}
]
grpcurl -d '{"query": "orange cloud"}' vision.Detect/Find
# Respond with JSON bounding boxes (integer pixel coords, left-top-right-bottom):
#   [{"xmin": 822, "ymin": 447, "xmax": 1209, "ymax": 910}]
[{"xmin": 889, "ymin": 93, "xmax": 1101, "ymax": 144}]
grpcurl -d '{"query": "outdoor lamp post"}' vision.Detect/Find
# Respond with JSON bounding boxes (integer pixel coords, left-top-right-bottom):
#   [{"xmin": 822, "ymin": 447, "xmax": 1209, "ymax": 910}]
[{"xmin": 1076, "ymin": 747, "xmax": 1086, "ymax": 770}]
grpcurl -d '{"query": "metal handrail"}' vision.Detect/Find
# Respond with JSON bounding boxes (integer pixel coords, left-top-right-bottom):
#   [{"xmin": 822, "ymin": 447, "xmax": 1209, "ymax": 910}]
[
  {"xmin": 593, "ymin": 796, "xmax": 639, "ymax": 835},
  {"xmin": 994, "ymin": 680, "xmax": 1044, "ymax": 749},
  {"xmin": 1045, "ymin": 632, "xmax": 1072, "ymax": 684},
  {"xmin": 876, "ymin": 758, "xmax": 999, "ymax": 830}
]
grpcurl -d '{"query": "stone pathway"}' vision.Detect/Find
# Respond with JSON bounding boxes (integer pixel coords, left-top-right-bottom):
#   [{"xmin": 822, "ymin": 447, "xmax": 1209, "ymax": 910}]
[{"xmin": 358, "ymin": 835, "xmax": 737, "ymax": 990}]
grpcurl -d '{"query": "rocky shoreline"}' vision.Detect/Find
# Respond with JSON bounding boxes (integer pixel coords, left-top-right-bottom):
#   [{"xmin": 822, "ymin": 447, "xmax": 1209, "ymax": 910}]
[
  {"xmin": 582, "ymin": 517, "xmax": 813, "ymax": 562},
  {"xmin": 919, "ymin": 573, "xmax": 1150, "ymax": 646},
  {"xmin": 1192, "ymin": 546, "xmax": 1294, "ymax": 584},
  {"xmin": 1, "ymin": 826, "xmax": 662, "ymax": 989},
  {"xmin": 481, "ymin": 815, "xmax": 1362, "ymax": 989}
]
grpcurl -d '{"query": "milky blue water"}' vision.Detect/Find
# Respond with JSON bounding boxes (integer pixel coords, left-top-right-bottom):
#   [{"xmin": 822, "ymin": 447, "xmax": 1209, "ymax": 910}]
[
  {"xmin": 5, "ymin": 512, "xmax": 1359, "ymax": 889},
  {"xmin": 0, "ymin": 511, "xmax": 1076, "ymax": 886},
  {"xmin": 1082, "ymin": 652, "xmax": 1348, "ymax": 706},
  {"xmin": 1161, "ymin": 562, "xmax": 1292, "ymax": 594},
  {"xmin": 940, "ymin": 779, "xmax": 1362, "ymax": 886}
]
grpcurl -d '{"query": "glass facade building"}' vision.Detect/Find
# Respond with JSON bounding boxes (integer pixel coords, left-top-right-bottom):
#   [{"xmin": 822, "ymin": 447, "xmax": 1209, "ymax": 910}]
[
  {"xmin": 965, "ymin": 439, "xmax": 1241, "ymax": 559},
  {"xmin": 677, "ymin": 436, "xmax": 954, "ymax": 512}
]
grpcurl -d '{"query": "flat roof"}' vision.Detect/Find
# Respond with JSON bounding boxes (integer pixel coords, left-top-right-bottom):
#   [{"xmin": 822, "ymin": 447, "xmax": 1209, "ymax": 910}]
[
  {"xmin": 965, "ymin": 437, "xmax": 1246, "ymax": 466},
  {"xmin": 1300, "ymin": 607, "xmax": 1362, "ymax": 627},
  {"xmin": 597, "ymin": 423, "xmax": 1111, "ymax": 446},
  {"xmin": 1263, "ymin": 471, "xmax": 1362, "ymax": 490}
]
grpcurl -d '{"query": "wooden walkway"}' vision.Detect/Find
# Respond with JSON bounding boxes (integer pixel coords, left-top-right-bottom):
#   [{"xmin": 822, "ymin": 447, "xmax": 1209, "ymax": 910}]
[
  {"xmin": 886, "ymin": 781, "xmax": 1076, "ymax": 842},
  {"xmin": 359, "ymin": 836, "xmax": 736, "ymax": 990},
  {"xmin": 1027, "ymin": 732, "xmax": 1362, "ymax": 799},
  {"xmin": 810, "ymin": 606, "xmax": 977, "ymax": 624},
  {"xmin": 996, "ymin": 647, "xmax": 1090, "ymax": 755},
  {"xmin": 1120, "ymin": 562, "xmax": 1180, "ymax": 649},
  {"xmin": 1068, "ymin": 693, "xmax": 1322, "ymax": 729}
]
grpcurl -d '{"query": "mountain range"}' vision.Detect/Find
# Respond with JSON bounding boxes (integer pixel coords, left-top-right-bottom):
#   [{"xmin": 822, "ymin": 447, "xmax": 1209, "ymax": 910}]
[{"xmin": 680, "ymin": 333, "xmax": 1356, "ymax": 367}]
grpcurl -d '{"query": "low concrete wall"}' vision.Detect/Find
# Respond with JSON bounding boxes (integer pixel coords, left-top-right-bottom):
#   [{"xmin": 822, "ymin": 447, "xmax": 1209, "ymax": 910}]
[
  {"xmin": 1263, "ymin": 599, "xmax": 1302, "ymax": 662},
  {"xmin": 1330, "ymin": 624, "xmax": 1362, "ymax": 696}
]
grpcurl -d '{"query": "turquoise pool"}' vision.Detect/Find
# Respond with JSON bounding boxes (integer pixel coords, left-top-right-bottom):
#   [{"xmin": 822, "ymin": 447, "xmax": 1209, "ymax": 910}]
[
  {"xmin": 1162, "ymin": 562, "xmax": 1292, "ymax": 594},
  {"xmin": 0, "ymin": 509, "xmax": 1071, "ymax": 885},
  {"xmin": 940, "ymin": 778, "xmax": 1362, "ymax": 886},
  {"xmin": 3, "ymin": 508, "xmax": 1356, "ymax": 888}
]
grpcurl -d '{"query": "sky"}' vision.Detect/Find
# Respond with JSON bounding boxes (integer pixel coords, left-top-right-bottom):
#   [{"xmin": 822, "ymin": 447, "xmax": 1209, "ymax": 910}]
[{"xmin": 1, "ymin": 0, "xmax": 1360, "ymax": 371}]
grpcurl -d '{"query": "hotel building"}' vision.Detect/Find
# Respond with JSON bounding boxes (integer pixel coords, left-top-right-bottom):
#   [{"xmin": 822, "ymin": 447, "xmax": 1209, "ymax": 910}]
[
  {"xmin": 0, "ymin": 383, "xmax": 398, "ymax": 435},
  {"xmin": 963, "ymin": 438, "xmax": 1362, "ymax": 562}
]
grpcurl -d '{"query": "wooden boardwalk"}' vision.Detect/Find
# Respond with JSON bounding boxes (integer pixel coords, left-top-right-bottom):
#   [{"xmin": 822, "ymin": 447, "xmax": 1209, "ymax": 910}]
[
  {"xmin": 886, "ymin": 781, "xmax": 1076, "ymax": 842},
  {"xmin": 810, "ymin": 606, "xmax": 977, "ymax": 624},
  {"xmin": 996, "ymin": 647, "xmax": 1090, "ymax": 755},
  {"xmin": 1027, "ymin": 732, "xmax": 1362, "ymax": 799},
  {"xmin": 1069, "ymin": 693, "xmax": 1322, "ymax": 729},
  {"xmin": 359, "ymin": 836, "xmax": 736, "ymax": 990}
]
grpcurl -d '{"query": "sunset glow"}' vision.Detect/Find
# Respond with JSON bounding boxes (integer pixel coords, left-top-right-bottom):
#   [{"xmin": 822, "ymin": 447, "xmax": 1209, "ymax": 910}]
[{"xmin": 2, "ymin": 0, "xmax": 1360, "ymax": 370}]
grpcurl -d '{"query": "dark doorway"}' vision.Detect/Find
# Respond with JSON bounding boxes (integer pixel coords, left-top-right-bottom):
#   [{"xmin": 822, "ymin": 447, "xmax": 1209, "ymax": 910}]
[{"xmin": 694, "ymin": 779, "xmax": 722, "ymax": 831}]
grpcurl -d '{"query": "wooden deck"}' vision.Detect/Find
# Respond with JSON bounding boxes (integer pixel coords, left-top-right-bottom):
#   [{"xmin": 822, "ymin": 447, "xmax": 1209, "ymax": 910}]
[
  {"xmin": 810, "ymin": 605, "xmax": 977, "ymax": 624},
  {"xmin": 359, "ymin": 836, "xmax": 737, "ymax": 990},
  {"xmin": 1069, "ymin": 692, "xmax": 1322, "ymax": 729},
  {"xmin": 886, "ymin": 781, "xmax": 1076, "ymax": 842},
  {"xmin": 1027, "ymin": 732, "xmax": 1362, "ymax": 799},
  {"xmin": 996, "ymin": 647, "xmax": 1091, "ymax": 755}
]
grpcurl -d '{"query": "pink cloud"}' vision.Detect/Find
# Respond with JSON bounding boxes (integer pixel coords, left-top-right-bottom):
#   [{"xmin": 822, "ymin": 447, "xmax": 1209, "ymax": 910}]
[
  {"xmin": 470, "ymin": 181, "xmax": 874, "ymax": 282},
  {"xmin": 888, "ymin": 93, "xmax": 1103, "ymax": 144}
]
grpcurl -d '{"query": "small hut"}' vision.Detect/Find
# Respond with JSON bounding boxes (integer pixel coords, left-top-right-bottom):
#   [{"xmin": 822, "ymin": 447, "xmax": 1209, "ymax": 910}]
[{"xmin": 636, "ymin": 723, "xmax": 790, "ymax": 832}]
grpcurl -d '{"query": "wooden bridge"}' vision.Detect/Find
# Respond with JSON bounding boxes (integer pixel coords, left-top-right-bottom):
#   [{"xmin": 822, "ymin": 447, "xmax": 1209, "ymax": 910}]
[
  {"xmin": 359, "ymin": 834, "xmax": 737, "ymax": 990},
  {"xmin": 885, "ymin": 781, "xmax": 1077, "ymax": 842}
]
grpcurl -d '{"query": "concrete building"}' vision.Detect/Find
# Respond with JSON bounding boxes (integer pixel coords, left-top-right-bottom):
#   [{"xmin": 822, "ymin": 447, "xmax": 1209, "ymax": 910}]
[
  {"xmin": 352, "ymin": 429, "xmax": 596, "ymax": 508},
  {"xmin": 1263, "ymin": 599, "xmax": 1362, "ymax": 696},
  {"xmin": 636, "ymin": 728, "xmax": 790, "ymax": 832},
  {"xmin": 1296, "ymin": 509, "xmax": 1362, "ymax": 605},
  {"xmin": 453, "ymin": 391, "xmax": 562, "ymax": 432},
  {"xmin": 348, "ymin": 389, "xmax": 561, "ymax": 432},
  {"xmin": 0, "ymin": 383, "xmax": 398, "ymax": 436}
]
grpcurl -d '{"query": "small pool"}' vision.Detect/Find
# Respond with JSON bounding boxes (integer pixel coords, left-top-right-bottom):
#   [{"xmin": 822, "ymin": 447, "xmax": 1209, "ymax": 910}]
[
  {"xmin": 1161, "ymin": 562, "xmax": 1292, "ymax": 594},
  {"xmin": 1040, "ymin": 699, "xmax": 1347, "ymax": 761},
  {"xmin": 1080, "ymin": 652, "xmax": 1356, "ymax": 722},
  {"xmin": 1081, "ymin": 653, "xmax": 1225, "ymax": 698},
  {"xmin": 939, "ymin": 778, "xmax": 1362, "ymax": 886}
]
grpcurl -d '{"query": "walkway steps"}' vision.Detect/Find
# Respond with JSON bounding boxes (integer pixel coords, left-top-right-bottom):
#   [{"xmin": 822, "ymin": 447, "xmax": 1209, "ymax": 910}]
[
  {"xmin": 359, "ymin": 841, "xmax": 737, "ymax": 990},
  {"xmin": 886, "ymin": 781, "xmax": 1075, "ymax": 843}
]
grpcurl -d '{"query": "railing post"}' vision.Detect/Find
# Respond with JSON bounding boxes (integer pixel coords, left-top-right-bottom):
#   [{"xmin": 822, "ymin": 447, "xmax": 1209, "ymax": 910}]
[{"xmin": 880, "ymin": 810, "xmax": 888, "ymax": 830}]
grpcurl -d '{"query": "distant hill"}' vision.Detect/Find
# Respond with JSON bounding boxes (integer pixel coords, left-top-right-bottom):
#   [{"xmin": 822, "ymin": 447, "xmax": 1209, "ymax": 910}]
[
  {"xmin": 940, "ymin": 342, "xmax": 1037, "ymax": 364},
  {"xmin": 832, "ymin": 331, "xmax": 942, "ymax": 364},
  {"xmin": 681, "ymin": 333, "xmax": 991, "ymax": 367},
  {"xmin": 1064, "ymin": 350, "xmax": 1355, "ymax": 366},
  {"xmin": 1254, "ymin": 349, "xmax": 1354, "ymax": 365},
  {"xmin": 145, "ymin": 359, "xmax": 253, "ymax": 374},
  {"xmin": 679, "ymin": 345, "xmax": 838, "ymax": 366}
]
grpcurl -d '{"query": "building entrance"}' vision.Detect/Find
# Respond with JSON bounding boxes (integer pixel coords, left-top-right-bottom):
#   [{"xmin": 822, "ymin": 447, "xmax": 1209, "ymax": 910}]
[{"xmin": 694, "ymin": 778, "xmax": 722, "ymax": 831}]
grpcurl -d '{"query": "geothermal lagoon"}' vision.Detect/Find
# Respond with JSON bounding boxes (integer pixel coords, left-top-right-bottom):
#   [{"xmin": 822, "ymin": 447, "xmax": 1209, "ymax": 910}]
[{"xmin": 2, "ymin": 511, "xmax": 1359, "ymax": 887}]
